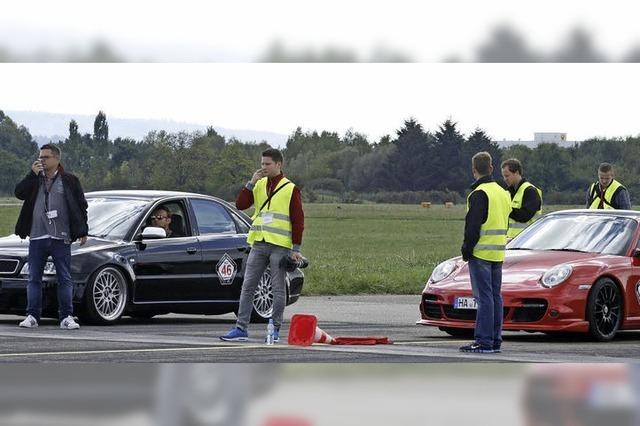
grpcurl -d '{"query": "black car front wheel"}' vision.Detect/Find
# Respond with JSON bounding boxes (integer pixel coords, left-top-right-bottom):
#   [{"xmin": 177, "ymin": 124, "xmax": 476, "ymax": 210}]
[
  {"xmin": 587, "ymin": 278, "xmax": 623, "ymax": 341},
  {"xmin": 83, "ymin": 266, "xmax": 129, "ymax": 324},
  {"xmin": 249, "ymin": 269, "xmax": 289, "ymax": 323}
]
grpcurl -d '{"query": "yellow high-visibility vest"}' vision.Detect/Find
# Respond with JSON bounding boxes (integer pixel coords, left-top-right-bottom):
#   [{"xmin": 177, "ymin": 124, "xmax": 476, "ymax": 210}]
[
  {"xmin": 507, "ymin": 181, "xmax": 543, "ymax": 238},
  {"xmin": 588, "ymin": 180, "xmax": 624, "ymax": 210},
  {"xmin": 467, "ymin": 182, "xmax": 512, "ymax": 262},
  {"xmin": 247, "ymin": 177, "xmax": 295, "ymax": 249}
]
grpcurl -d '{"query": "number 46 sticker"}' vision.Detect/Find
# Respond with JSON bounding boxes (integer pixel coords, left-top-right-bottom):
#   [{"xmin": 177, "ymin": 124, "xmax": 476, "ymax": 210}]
[{"xmin": 216, "ymin": 253, "xmax": 237, "ymax": 285}]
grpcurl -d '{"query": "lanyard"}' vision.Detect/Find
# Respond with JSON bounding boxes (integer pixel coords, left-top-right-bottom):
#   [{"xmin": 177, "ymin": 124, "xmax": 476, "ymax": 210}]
[{"xmin": 43, "ymin": 172, "xmax": 60, "ymax": 215}]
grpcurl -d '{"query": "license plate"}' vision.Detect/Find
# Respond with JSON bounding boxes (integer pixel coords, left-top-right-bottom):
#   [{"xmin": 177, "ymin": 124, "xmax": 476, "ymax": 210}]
[{"xmin": 454, "ymin": 297, "xmax": 477, "ymax": 310}]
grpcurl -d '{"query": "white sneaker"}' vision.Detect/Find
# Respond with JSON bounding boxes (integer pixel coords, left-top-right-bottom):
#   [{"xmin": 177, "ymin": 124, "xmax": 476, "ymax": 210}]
[
  {"xmin": 19, "ymin": 315, "xmax": 38, "ymax": 328},
  {"xmin": 60, "ymin": 316, "xmax": 80, "ymax": 330}
]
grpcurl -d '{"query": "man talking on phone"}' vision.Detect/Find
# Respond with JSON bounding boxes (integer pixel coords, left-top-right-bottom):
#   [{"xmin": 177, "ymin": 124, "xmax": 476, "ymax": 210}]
[
  {"xmin": 220, "ymin": 148, "xmax": 304, "ymax": 342},
  {"xmin": 14, "ymin": 144, "xmax": 88, "ymax": 330}
]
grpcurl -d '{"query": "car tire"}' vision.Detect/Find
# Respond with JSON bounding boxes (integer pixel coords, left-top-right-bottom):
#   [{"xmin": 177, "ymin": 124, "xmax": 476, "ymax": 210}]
[
  {"xmin": 439, "ymin": 327, "xmax": 474, "ymax": 338},
  {"xmin": 587, "ymin": 278, "xmax": 623, "ymax": 341},
  {"xmin": 249, "ymin": 268, "xmax": 289, "ymax": 324},
  {"xmin": 82, "ymin": 266, "xmax": 129, "ymax": 325}
]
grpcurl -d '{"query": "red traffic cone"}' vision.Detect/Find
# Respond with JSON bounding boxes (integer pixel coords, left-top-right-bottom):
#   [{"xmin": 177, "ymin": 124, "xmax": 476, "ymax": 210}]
[
  {"xmin": 288, "ymin": 314, "xmax": 318, "ymax": 346},
  {"xmin": 313, "ymin": 326, "xmax": 333, "ymax": 344},
  {"xmin": 288, "ymin": 314, "xmax": 333, "ymax": 346}
]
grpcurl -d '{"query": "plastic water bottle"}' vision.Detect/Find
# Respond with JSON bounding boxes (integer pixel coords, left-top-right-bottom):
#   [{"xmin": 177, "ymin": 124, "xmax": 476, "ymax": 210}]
[{"xmin": 266, "ymin": 319, "xmax": 275, "ymax": 345}]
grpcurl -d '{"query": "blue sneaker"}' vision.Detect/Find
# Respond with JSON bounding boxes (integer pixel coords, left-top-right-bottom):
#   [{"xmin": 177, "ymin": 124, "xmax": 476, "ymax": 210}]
[{"xmin": 220, "ymin": 327, "xmax": 248, "ymax": 342}]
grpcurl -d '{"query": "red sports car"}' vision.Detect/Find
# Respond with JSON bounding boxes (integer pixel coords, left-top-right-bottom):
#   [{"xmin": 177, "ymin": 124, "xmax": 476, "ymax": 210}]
[{"xmin": 418, "ymin": 209, "xmax": 640, "ymax": 341}]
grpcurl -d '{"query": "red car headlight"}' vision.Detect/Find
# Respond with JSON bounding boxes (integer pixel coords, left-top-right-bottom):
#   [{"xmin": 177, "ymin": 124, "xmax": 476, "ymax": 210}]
[
  {"xmin": 429, "ymin": 260, "xmax": 457, "ymax": 284},
  {"xmin": 541, "ymin": 265, "xmax": 573, "ymax": 288}
]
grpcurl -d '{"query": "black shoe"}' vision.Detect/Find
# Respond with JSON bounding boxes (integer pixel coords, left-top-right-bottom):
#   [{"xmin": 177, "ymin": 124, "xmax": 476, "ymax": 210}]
[
  {"xmin": 493, "ymin": 345, "xmax": 501, "ymax": 353},
  {"xmin": 459, "ymin": 342, "xmax": 494, "ymax": 353}
]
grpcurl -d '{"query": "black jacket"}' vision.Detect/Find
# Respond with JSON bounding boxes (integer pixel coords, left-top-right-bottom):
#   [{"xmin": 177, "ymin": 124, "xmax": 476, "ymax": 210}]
[
  {"xmin": 507, "ymin": 178, "xmax": 542, "ymax": 223},
  {"xmin": 14, "ymin": 165, "xmax": 88, "ymax": 241}
]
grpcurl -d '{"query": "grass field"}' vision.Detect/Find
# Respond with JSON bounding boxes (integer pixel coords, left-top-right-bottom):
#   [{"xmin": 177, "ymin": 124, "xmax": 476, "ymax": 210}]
[{"xmin": 0, "ymin": 202, "xmax": 585, "ymax": 295}]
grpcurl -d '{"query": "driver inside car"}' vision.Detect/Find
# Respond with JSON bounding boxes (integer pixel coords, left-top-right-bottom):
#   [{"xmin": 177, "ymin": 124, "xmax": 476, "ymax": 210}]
[{"xmin": 150, "ymin": 206, "xmax": 184, "ymax": 238}]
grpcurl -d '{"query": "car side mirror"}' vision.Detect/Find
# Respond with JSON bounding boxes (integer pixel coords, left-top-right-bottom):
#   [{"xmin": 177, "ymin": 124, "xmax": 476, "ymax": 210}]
[{"xmin": 141, "ymin": 227, "xmax": 166, "ymax": 240}]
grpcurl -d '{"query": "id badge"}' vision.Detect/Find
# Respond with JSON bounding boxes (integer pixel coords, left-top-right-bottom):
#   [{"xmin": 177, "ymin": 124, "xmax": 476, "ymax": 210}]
[
  {"xmin": 262, "ymin": 213, "xmax": 274, "ymax": 224},
  {"xmin": 46, "ymin": 210, "xmax": 58, "ymax": 219}
]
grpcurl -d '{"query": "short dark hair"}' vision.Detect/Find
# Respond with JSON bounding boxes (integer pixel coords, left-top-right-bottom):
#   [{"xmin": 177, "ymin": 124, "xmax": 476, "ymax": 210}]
[
  {"xmin": 472, "ymin": 151, "xmax": 492, "ymax": 176},
  {"xmin": 262, "ymin": 148, "xmax": 283, "ymax": 163},
  {"xmin": 598, "ymin": 162, "xmax": 613, "ymax": 173},
  {"xmin": 501, "ymin": 158, "xmax": 523, "ymax": 175},
  {"xmin": 41, "ymin": 143, "xmax": 61, "ymax": 158}
]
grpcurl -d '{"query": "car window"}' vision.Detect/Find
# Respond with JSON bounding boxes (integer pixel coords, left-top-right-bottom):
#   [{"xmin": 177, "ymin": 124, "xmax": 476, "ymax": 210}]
[
  {"xmin": 142, "ymin": 201, "xmax": 189, "ymax": 238},
  {"xmin": 230, "ymin": 211, "xmax": 250, "ymax": 233},
  {"xmin": 87, "ymin": 198, "xmax": 149, "ymax": 240},
  {"xmin": 191, "ymin": 199, "xmax": 238, "ymax": 235},
  {"xmin": 509, "ymin": 214, "xmax": 637, "ymax": 256}
]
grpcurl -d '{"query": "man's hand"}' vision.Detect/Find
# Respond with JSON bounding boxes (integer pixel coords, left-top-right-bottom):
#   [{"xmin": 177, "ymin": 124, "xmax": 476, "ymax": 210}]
[
  {"xmin": 291, "ymin": 251, "xmax": 303, "ymax": 262},
  {"xmin": 78, "ymin": 236, "xmax": 88, "ymax": 246},
  {"xmin": 250, "ymin": 168, "xmax": 266, "ymax": 184},
  {"xmin": 31, "ymin": 160, "xmax": 43, "ymax": 175}
]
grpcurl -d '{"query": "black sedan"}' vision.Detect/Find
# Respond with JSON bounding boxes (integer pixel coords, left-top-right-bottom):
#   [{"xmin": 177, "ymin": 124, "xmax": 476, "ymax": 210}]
[{"xmin": 0, "ymin": 190, "xmax": 304, "ymax": 324}]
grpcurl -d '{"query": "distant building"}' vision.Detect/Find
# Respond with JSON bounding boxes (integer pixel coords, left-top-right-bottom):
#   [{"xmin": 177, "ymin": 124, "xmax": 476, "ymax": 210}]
[
  {"xmin": 534, "ymin": 132, "xmax": 567, "ymax": 143},
  {"xmin": 497, "ymin": 132, "xmax": 577, "ymax": 148}
]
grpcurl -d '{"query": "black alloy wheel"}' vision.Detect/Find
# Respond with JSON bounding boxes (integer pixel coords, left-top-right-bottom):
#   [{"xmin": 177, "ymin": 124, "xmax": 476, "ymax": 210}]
[{"xmin": 587, "ymin": 278, "xmax": 623, "ymax": 341}]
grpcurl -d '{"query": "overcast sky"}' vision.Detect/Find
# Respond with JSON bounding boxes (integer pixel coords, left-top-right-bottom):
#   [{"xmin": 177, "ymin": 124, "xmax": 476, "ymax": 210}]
[
  {"xmin": 2, "ymin": 1, "xmax": 640, "ymax": 61},
  {"xmin": 2, "ymin": 63, "xmax": 639, "ymax": 142}
]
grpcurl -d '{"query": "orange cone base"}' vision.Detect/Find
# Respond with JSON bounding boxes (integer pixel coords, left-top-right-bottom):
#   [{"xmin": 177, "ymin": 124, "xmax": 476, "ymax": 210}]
[
  {"xmin": 331, "ymin": 336, "xmax": 393, "ymax": 345},
  {"xmin": 288, "ymin": 314, "xmax": 318, "ymax": 346}
]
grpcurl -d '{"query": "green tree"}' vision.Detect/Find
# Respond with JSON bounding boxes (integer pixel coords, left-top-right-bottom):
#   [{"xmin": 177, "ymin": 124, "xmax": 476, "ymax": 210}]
[
  {"xmin": 433, "ymin": 119, "xmax": 467, "ymax": 192},
  {"xmin": 467, "ymin": 128, "xmax": 502, "ymax": 170},
  {"xmin": 0, "ymin": 148, "xmax": 29, "ymax": 194},
  {"xmin": 0, "ymin": 111, "xmax": 38, "ymax": 159},
  {"xmin": 387, "ymin": 118, "xmax": 435, "ymax": 191},
  {"xmin": 93, "ymin": 110, "xmax": 109, "ymax": 143}
]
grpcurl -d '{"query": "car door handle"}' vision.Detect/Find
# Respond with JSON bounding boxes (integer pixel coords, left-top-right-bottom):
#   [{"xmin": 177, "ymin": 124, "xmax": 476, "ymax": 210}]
[
  {"xmin": 238, "ymin": 246, "xmax": 250, "ymax": 253},
  {"xmin": 186, "ymin": 247, "xmax": 198, "ymax": 255}
]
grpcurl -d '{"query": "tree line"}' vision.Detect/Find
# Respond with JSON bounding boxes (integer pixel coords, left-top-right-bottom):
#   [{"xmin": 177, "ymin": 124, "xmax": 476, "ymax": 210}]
[{"xmin": 1, "ymin": 110, "xmax": 639, "ymax": 204}]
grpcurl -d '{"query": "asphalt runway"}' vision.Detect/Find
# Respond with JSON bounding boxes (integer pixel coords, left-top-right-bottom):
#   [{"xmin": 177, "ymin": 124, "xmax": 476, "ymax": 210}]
[{"xmin": 0, "ymin": 295, "xmax": 638, "ymax": 362}]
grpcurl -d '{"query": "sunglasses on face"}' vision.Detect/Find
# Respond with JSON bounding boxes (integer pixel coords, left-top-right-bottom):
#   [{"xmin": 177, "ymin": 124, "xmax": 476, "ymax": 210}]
[{"xmin": 151, "ymin": 216, "xmax": 169, "ymax": 220}]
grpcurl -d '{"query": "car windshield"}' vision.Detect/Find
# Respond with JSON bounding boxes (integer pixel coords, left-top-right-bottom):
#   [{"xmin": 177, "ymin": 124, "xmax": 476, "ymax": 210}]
[
  {"xmin": 508, "ymin": 214, "xmax": 637, "ymax": 256},
  {"xmin": 87, "ymin": 197, "xmax": 149, "ymax": 240}
]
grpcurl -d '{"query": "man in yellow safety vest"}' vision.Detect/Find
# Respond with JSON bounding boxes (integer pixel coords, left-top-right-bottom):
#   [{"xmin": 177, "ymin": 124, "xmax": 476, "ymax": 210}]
[
  {"xmin": 220, "ymin": 148, "xmax": 304, "ymax": 343},
  {"xmin": 586, "ymin": 162, "xmax": 631, "ymax": 210},
  {"xmin": 460, "ymin": 152, "xmax": 512, "ymax": 354},
  {"xmin": 501, "ymin": 158, "xmax": 542, "ymax": 239}
]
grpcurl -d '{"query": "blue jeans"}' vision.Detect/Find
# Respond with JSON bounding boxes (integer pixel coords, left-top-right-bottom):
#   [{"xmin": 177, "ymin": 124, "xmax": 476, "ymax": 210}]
[
  {"xmin": 236, "ymin": 242, "xmax": 289, "ymax": 331},
  {"xmin": 468, "ymin": 256, "xmax": 503, "ymax": 348},
  {"xmin": 27, "ymin": 238, "xmax": 74, "ymax": 321}
]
